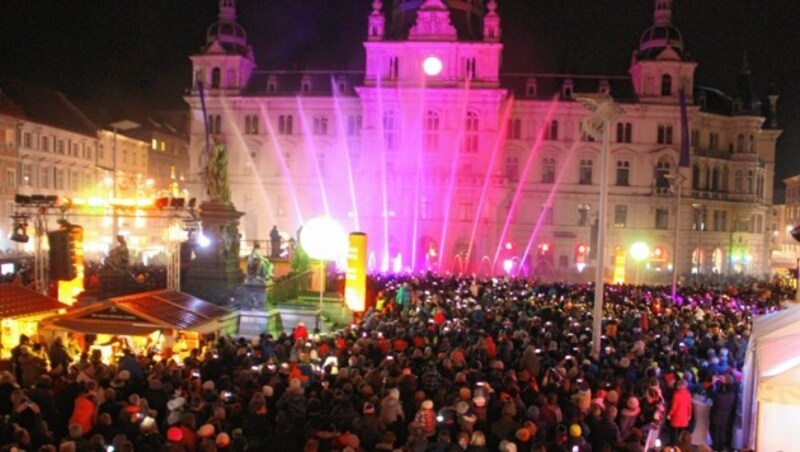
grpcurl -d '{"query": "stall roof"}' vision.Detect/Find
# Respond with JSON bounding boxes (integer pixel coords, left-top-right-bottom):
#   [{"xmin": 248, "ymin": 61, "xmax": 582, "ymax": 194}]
[
  {"xmin": 0, "ymin": 283, "xmax": 68, "ymax": 319},
  {"xmin": 43, "ymin": 289, "xmax": 230, "ymax": 335}
]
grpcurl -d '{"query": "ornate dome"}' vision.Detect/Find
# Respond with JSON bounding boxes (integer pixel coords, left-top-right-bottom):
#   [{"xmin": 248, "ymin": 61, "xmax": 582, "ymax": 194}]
[
  {"xmin": 205, "ymin": 0, "xmax": 248, "ymax": 55},
  {"xmin": 637, "ymin": 0, "xmax": 686, "ymax": 60}
]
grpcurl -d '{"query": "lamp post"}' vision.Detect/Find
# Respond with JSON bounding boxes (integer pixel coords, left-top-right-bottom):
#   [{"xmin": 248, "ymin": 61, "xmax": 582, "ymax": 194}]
[
  {"xmin": 575, "ymin": 93, "xmax": 623, "ymax": 359},
  {"xmin": 109, "ymin": 120, "xmax": 139, "ymax": 241},
  {"xmin": 300, "ymin": 215, "xmax": 347, "ymax": 330},
  {"xmin": 692, "ymin": 203, "xmax": 704, "ymax": 282}
]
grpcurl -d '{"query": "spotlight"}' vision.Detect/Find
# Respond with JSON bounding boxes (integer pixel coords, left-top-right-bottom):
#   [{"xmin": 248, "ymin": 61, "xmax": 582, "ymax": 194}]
[
  {"xmin": 10, "ymin": 214, "xmax": 29, "ymax": 243},
  {"xmin": 155, "ymin": 197, "xmax": 170, "ymax": 210},
  {"xmin": 790, "ymin": 225, "xmax": 800, "ymax": 243},
  {"xmin": 188, "ymin": 198, "xmax": 197, "ymax": 209},
  {"xmin": 170, "ymin": 198, "xmax": 185, "ymax": 208},
  {"xmin": 197, "ymin": 234, "xmax": 211, "ymax": 248}
]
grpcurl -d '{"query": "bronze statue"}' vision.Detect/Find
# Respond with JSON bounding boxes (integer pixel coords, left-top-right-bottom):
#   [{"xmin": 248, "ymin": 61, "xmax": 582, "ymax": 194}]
[
  {"xmin": 205, "ymin": 139, "xmax": 231, "ymax": 203},
  {"xmin": 246, "ymin": 241, "xmax": 273, "ymax": 284},
  {"xmin": 106, "ymin": 235, "xmax": 130, "ymax": 271}
]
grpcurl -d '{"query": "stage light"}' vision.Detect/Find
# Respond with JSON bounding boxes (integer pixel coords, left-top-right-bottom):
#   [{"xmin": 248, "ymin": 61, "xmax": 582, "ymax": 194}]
[
  {"xmin": 790, "ymin": 225, "xmax": 800, "ymax": 242},
  {"xmin": 630, "ymin": 241, "xmax": 650, "ymax": 261},
  {"xmin": 14, "ymin": 194, "xmax": 31, "ymax": 204},
  {"xmin": 170, "ymin": 198, "xmax": 185, "ymax": 208},
  {"xmin": 300, "ymin": 215, "xmax": 347, "ymax": 261},
  {"xmin": 10, "ymin": 222, "xmax": 29, "ymax": 243},
  {"xmin": 188, "ymin": 198, "xmax": 197, "ymax": 209},
  {"xmin": 155, "ymin": 197, "xmax": 170, "ymax": 210},
  {"xmin": 503, "ymin": 259, "xmax": 513, "ymax": 274},
  {"xmin": 197, "ymin": 234, "xmax": 211, "ymax": 248}
]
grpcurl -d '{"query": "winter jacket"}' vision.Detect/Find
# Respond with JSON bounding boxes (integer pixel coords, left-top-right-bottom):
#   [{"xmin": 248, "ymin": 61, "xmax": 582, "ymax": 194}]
[
  {"xmin": 380, "ymin": 395, "xmax": 404, "ymax": 426},
  {"xmin": 668, "ymin": 387, "xmax": 693, "ymax": 428},
  {"xmin": 69, "ymin": 395, "xmax": 96, "ymax": 435}
]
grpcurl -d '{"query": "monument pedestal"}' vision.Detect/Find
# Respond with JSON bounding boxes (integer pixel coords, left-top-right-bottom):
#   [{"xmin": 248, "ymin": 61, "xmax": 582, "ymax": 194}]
[{"xmin": 184, "ymin": 200, "xmax": 244, "ymax": 305}]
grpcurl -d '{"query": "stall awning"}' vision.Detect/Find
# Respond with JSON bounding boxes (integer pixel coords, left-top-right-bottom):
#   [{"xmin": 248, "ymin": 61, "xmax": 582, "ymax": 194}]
[
  {"xmin": 0, "ymin": 283, "xmax": 68, "ymax": 319},
  {"xmin": 49, "ymin": 319, "xmax": 158, "ymax": 336},
  {"xmin": 41, "ymin": 289, "xmax": 230, "ymax": 335}
]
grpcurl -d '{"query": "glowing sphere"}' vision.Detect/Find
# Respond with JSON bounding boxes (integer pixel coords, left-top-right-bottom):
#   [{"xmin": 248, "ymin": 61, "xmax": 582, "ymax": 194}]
[
  {"xmin": 300, "ymin": 215, "xmax": 347, "ymax": 260},
  {"xmin": 502, "ymin": 259, "xmax": 514, "ymax": 274},
  {"xmin": 197, "ymin": 234, "xmax": 211, "ymax": 248},
  {"xmin": 577, "ymin": 244, "xmax": 587, "ymax": 254},
  {"xmin": 423, "ymin": 56, "xmax": 443, "ymax": 76},
  {"xmin": 630, "ymin": 242, "xmax": 650, "ymax": 261}
]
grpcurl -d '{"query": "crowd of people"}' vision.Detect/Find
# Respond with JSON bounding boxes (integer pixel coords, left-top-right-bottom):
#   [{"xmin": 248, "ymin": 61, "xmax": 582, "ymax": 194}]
[{"xmin": 1, "ymin": 274, "xmax": 793, "ymax": 452}]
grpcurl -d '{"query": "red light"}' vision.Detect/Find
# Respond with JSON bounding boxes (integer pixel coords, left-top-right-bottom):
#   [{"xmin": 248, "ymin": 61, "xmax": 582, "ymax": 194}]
[
  {"xmin": 505, "ymin": 242, "xmax": 513, "ymax": 250},
  {"xmin": 577, "ymin": 245, "xmax": 586, "ymax": 254},
  {"xmin": 540, "ymin": 243, "xmax": 550, "ymax": 253},
  {"xmin": 654, "ymin": 247, "xmax": 663, "ymax": 257}
]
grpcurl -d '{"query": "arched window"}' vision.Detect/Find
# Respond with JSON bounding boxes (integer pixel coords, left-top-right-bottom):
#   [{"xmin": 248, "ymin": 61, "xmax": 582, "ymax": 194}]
[
  {"xmin": 661, "ymin": 74, "xmax": 672, "ymax": 96},
  {"xmin": 747, "ymin": 170, "xmax": 754, "ymax": 194},
  {"xmin": 616, "ymin": 122, "xmax": 624, "ymax": 142},
  {"xmin": 749, "ymin": 134, "xmax": 755, "ymax": 153},
  {"xmin": 736, "ymin": 134, "xmax": 745, "ymax": 153},
  {"xmin": 423, "ymin": 110, "xmax": 440, "ymax": 152},
  {"xmin": 542, "ymin": 157, "xmax": 556, "ymax": 183},
  {"xmin": 625, "ymin": 123, "xmax": 633, "ymax": 143},
  {"xmin": 721, "ymin": 167, "xmax": 729, "ymax": 192},
  {"xmin": 211, "ymin": 67, "xmax": 221, "ymax": 88},
  {"xmin": 463, "ymin": 112, "xmax": 479, "ymax": 154},
  {"xmin": 692, "ymin": 164, "xmax": 701, "ymax": 190}
]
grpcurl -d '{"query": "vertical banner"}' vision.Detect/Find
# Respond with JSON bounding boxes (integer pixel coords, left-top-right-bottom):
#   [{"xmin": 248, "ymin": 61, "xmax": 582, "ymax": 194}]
[{"xmin": 345, "ymin": 233, "xmax": 367, "ymax": 312}]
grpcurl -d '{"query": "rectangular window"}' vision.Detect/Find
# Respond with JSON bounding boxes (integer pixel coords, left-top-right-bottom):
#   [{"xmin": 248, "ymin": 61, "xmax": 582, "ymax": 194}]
[
  {"xmin": 458, "ymin": 198, "xmax": 473, "ymax": 221},
  {"xmin": 616, "ymin": 160, "xmax": 630, "ymax": 186},
  {"xmin": 313, "ymin": 116, "xmax": 328, "ymax": 135},
  {"xmin": 657, "ymin": 124, "xmax": 674, "ymax": 145},
  {"xmin": 278, "ymin": 115, "xmax": 293, "ymax": 135},
  {"xmin": 579, "ymin": 159, "xmax": 593, "ymax": 185},
  {"xmin": 655, "ymin": 207, "xmax": 669, "ymax": 229},
  {"xmin": 58, "ymin": 140, "xmax": 65, "ymax": 154},
  {"xmin": 41, "ymin": 136, "xmax": 49, "ymax": 151},
  {"xmin": 542, "ymin": 158, "xmax": 556, "ymax": 183},
  {"xmin": 691, "ymin": 129, "xmax": 700, "ymax": 147},
  {"xmin": 614, "ymin": 205, "xmax": 628, "ymax": 228},
  {"xmin": 55, "ymin": 169, "xmax": 64, "ymax": 190},
  {"xmin": 578, "ymin": 204, "xmax": 590, "ymax": 226},
  {"xmin": 41, "ymin": 167, "xmax": 50, "ymax": 189},
  {"xmin": 347, "ymin": 115, "xmax": 362, "ymax": 136},
  {"xmin": 23, "ymin": 132, "xmax": 31, "ymax": 148},
  {"xmin": 21, "ymin": 164, "xmax": 32, "ymax": 187},
  {"xmin": 5, "ymin": 169, "xmax": 15, "ymax": 190},
  {"xmin": 507, "ymin": 119, "xmax": 522, "ymax": 140}
]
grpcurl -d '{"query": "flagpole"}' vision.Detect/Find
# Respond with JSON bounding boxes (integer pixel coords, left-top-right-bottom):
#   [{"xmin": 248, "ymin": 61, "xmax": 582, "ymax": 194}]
[{"xmin": 671, "ymin": 88, "xmax": 692, "ymax": 301}]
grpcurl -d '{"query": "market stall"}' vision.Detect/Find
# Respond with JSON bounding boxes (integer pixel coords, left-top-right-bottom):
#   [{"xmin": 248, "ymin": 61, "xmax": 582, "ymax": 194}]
[
  {"xmin": 39, "ymin": 289, "xmax": 236, "ymax": 364},
  {"xmin": 0, "ymin": 283, "xmax": 68, "ymax": 360}
]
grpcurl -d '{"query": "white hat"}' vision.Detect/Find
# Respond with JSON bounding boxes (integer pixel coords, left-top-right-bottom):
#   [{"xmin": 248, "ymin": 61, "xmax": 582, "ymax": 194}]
[{"xmin": 167, "ymin": 397, "xmax": 186, "ymax": 411}]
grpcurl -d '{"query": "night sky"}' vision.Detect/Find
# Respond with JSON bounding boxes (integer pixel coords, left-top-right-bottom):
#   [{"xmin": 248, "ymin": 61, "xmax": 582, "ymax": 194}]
[{"xmin": 1, "ymin": 0, "xmax": 798, "ymax": 200}]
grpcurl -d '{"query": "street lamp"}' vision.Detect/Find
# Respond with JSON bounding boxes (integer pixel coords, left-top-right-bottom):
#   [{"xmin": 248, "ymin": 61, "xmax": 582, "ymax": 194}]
[
  {"xmin": 300, "ymin": 215, "xmax": 347, "ymax": 329},
  {"xmin": 109, "ymin": 120, "xmax": 140, "ymax": 240},
  {"xmin": 575, "ymin": 93, "xmax": 623, "ymax": 359}
]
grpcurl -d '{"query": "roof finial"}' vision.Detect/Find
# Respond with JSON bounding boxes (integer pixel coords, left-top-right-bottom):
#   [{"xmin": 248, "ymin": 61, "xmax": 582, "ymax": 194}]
[
  {"xmin": 653, "ymin": 0, "xmax": 673, "ymax": 26},
  {"xmin": 218, "ymin": 0, "xmax": 236, "ymax": 22}
]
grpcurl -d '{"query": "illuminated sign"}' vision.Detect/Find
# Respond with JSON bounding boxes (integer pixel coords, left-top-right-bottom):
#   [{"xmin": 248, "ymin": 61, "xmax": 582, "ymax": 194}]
[{"xmin": 345, "ymin": 233, "xmax": 367, "ymax": 312}]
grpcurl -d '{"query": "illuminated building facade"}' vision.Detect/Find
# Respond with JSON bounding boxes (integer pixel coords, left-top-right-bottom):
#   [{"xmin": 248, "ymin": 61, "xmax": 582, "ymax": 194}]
[{"xmin": 186, "ymin": 0, "xmax": 781, "ymax": 279}]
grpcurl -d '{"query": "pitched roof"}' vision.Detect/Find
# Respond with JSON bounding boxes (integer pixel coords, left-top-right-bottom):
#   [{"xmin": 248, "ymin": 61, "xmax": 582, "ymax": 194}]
[
  {"xmin": 107, "ymin": 289, "xmax": 229, "ymax": 330},
  {"xmin": 0, "ymin": 80, "xmax": 98, "ymax": 136},
  {"xmin": 0, "ymin": 283, "xmax": 68, "ymax": 319}
]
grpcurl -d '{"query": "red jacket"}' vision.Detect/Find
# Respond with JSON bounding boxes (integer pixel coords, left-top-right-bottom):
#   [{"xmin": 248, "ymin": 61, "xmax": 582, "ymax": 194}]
[
  {"xmin": 69, "ymin": 395, "xmax": 96, "ymax": 435},
  {"xmin": 668, "ymin": 387, "xmax": 693, "ymax": 428}
]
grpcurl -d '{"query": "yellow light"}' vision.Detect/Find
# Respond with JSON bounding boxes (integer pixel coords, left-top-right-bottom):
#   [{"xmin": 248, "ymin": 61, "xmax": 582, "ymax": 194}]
[
  {"xmin": 345, "ymin": 233, "xmax": 368, "ymax": 312},
  {"xmin": 88, "ymin": 197, "xmax": 106, "ymax": 207}
]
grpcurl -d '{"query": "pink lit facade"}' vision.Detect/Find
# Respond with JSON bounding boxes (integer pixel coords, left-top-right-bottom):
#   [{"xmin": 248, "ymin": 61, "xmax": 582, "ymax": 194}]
[{"xmin": 185, "ymin": 0, "xmax": 781, "ymax": 279}]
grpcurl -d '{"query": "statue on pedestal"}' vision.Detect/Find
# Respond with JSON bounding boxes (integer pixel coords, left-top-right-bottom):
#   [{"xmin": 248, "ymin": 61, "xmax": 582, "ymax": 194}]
[
  {"xmin": 205, "ymin": 139, "xmax": 231, "ymax": 204},
  {"xmin": 105, "ymin": 235, "xmax": 130, "ymax": 271}
]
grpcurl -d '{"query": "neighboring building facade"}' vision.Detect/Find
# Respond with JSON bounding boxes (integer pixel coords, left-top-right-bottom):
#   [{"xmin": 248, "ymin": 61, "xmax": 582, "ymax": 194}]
[
  {"xmin": 185, "ymin": 0, "xmax": 781, "ymax": 279},
  {"xmin": 0, "ymin": 81, "xmax": 190, "ymax": 256}
]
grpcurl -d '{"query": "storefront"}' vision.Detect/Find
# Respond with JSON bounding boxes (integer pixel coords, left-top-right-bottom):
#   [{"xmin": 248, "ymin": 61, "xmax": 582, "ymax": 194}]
[
  {"xmin": 39, "ymin": 289, "xmax": 236, "ymax": 364},
  {"xmin": 0, "ymin": 283, "xmax": 68, "ymax": 359}
]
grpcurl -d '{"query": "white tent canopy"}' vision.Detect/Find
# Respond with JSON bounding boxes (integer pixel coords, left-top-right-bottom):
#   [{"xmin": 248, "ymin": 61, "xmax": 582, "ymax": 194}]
[{"xmin": 738, "ymin": 303, "xmax": 800, "ymax": 451}]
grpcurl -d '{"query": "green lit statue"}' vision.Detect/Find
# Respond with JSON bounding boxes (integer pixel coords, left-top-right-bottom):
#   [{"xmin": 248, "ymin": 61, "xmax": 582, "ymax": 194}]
[
  {"xmin": 205, "ymin": 139, "xmax": 231, "ymax": 203},
  {"xmin": 246, "ymin": 242, "xmax": 273, "ymax": 284}
]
